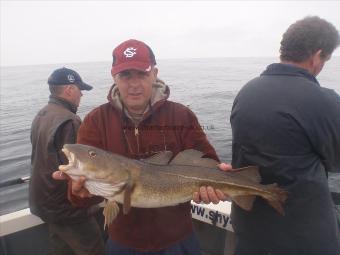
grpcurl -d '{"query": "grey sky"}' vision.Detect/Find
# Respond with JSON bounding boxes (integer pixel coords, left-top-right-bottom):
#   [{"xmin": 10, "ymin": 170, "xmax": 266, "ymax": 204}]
[{"xmin": 1, "ymin": 1, "xmax": 340, "ymax": 66}]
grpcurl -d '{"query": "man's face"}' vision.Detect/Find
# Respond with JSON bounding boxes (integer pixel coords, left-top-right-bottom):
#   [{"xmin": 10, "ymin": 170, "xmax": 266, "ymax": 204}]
[
  {"xmin": 68, "ymin": 85, "xmax": 83, "ymax": 107},
  {"xmin": 114, "ymin": 68, "xmax": 158, "ymax": 114}
]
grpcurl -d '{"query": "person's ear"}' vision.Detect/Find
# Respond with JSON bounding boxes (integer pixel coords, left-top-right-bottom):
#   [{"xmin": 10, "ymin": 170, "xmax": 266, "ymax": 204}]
[
  {"xmin": 152, "ymin": 67, "xmax": 158, "ymax": 78},
  {"xmin": 312, "ymin": 49, "xmax": 322, "ymax": 62},
  {"xmin": 309, "ymin": 49, "xmax": 323, "ymax": 75},
  {"xmin": 112, "ymin": 74, "xmax": 118, "ymax": 84}
]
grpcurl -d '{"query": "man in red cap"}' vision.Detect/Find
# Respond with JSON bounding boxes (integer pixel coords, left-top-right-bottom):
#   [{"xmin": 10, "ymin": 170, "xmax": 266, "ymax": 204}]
[{"xmin": 53, "ymin": 39, "xmax": 230, "ymax": 254}]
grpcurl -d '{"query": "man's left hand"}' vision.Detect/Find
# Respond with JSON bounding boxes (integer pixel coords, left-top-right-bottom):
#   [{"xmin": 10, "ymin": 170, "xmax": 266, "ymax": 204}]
[{"xmin": 192, "ymin": 163, "xmax": 232, "ymax": 204}]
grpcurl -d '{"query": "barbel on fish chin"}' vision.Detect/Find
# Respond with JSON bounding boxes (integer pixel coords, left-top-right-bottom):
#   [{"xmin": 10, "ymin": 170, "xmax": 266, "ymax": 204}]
[{"xmin": 59, "ymin": 144, "xmax": 288, "ymax": 228}]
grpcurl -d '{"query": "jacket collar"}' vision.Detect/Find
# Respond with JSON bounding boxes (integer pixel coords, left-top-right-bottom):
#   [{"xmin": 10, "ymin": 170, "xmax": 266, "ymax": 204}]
[
  {"xmin": 48, "ymin": 95, "xmax": 78, "ymax": 114},
  {"xmin": 262, "ymin": 63, "xmax": 320, "ymax": 86},
  {"xmin": 107, "ymin": 79, "xmax": 170, "ymax": 124}
]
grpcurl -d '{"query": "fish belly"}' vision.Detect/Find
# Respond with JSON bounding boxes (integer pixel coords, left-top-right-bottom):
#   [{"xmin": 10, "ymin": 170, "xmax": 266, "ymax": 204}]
[{"xmin": 113, "ymin": 181, "xmax": 197, "ymax": 208}]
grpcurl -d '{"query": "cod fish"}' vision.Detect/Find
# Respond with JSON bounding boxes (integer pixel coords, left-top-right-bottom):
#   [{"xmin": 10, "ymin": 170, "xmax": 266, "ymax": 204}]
[{"xmin": 59, "ymin": 144, "xmax": 288, "ymax": 228}]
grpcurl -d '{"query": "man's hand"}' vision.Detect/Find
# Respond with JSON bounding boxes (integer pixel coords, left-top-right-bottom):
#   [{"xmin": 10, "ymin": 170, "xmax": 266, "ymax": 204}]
[
  {"xmin": 52, "ymin": 171, "xmax": 93, "ymax": 198},
  {"xmin": 192, "ymin": 163, "xmax": 232, "ymax": 204}
]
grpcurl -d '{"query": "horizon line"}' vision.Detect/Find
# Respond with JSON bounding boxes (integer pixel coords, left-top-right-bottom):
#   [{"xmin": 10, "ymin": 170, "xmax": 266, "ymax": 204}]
[{"xmin": 2, "ymin": 55, "xmax": 340, "ymax": 68}]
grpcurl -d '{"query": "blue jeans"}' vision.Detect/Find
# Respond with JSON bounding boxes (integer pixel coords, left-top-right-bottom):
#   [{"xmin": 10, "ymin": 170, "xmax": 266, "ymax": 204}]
[{"xmin": 105, "ymin": 232, "xmax": 201, "ymax": 255}]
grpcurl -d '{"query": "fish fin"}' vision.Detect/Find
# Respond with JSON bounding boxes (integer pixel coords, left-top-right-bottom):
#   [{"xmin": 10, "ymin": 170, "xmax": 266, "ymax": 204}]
[
  {"xmin": 170, "ymin": 149, "xmax": 219, "ymax": 167},
  {"xmin": 232, "ymin": 195, "xmax": 256, "ymax": 211},
  {"xmin": 85, "ymin": 180, "xmax": 126, "ymax": 197},
  {"xmin": 193, "ymin": 158, "xmax": 220, "ymax": 168},
  {"xmin": 142, "ymin": 151, "xmax": 173, "ymax": 165},
  {"xmin": 264, "ymin": 183, "xmax": 289, "ymax": 216},
  {"xmin": 232, "ymin": 166, "xmax": 261, "ymax": 183},
  {"xmin": 123, "ymin": 179, "xmax": 134, "ymax": 215},
  {"xmin": 103, "ymin": 200, "xmax": 120, "ymax": 229}
]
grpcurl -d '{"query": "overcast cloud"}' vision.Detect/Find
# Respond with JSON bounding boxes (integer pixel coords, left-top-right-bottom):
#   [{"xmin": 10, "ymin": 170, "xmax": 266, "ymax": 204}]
[{"xmin": 1, "ymin": 1, "xmax": 340, "ymax": 66}]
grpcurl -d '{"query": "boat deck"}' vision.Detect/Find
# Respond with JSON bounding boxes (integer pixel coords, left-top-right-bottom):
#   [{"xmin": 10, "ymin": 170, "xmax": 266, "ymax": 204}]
[{"xmin": 0, "ymin": 201, "xmax": 235, "ymax": 255}]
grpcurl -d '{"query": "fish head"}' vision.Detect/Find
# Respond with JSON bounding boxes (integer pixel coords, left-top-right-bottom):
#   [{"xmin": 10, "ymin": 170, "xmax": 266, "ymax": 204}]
[{"xmin": 59, "ymin": 144, "xmax": 131, "ymax": 184}]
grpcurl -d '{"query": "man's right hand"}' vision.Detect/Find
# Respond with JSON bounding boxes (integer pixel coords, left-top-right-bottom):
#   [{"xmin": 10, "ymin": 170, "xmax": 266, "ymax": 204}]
[{"xmin": 52, "ymin": 171, "xmax": 93, "ymax": 198}]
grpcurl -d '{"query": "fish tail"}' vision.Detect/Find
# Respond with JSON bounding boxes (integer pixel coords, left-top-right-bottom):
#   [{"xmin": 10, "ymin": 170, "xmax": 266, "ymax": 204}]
[{"xmin": 265, "ymin": 183, "xmax": 289, "ymax": 216}]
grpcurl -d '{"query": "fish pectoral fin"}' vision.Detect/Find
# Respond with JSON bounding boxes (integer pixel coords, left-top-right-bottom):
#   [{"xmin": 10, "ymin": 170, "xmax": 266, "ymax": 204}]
[
  {"xmin": 231, "ymin": 166, "xmax": 261, "ymax": 183},
  {"xmin": 169, "ymin": 149, "xmax": 219, "ymax": 167},
  {"xmin": 103, "ymin": 200, "xmax": 120, "ymax": 229},
  {"xmin": 142, "ymin": 151, "xmax": 173, "ymax": 165},
  {"xmin": 85, "ymin": 180, "xmax": 126, "ymax": 197},
  {"xmin": 232, "ymin": 195, "xmax": 256, "ymax": 211},
  {"xmin": 123, "ymin": 180, "xmax": 134, "ymax": 215}
]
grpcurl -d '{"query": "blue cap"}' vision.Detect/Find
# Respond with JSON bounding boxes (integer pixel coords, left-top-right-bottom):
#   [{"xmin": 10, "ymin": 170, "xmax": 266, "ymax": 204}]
[{"xmin": 47, "ymin": 67, "xmax": 93, "ymax": 91}]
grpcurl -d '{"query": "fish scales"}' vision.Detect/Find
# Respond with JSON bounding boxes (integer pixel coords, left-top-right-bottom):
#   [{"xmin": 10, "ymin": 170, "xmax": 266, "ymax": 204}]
[{"xmin": 134, "ymin": 165, "xmax": 269, "ymax": 204}]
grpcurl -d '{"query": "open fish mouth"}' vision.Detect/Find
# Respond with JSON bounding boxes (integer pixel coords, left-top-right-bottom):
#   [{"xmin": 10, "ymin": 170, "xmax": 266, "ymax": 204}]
[{"xmin": 58, "ymin": 147, "xmax": 76, "ymax": 172}]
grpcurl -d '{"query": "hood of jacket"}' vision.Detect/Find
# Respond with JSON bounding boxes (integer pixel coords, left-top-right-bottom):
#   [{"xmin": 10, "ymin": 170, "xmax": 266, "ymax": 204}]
[{"xmin": 106, "ymin": 78, "xmax": 170, "ymax": 122}]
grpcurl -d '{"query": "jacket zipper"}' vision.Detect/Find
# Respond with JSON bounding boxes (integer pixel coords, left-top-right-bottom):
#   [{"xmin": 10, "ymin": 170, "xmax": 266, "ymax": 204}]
[{"xmin": 135, "ymin": 126, "xmax": 140, "ymax": 155}]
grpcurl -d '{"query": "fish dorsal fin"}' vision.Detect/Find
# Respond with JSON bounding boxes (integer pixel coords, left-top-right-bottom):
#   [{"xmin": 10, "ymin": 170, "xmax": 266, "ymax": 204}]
[
  {"xmin": 170, "ymin": 149, "xmax": 219, "ymax": 168},
  {"xmin": 232, "ymin": 166, "xmax": 261, "ymax": 183},
  {"xmin": 191, "ymin": 158, "xmax": 219, "ymax": 168},
  {"xmin": 142, "ymin": 151, "xmax": 173, "ymax": 165}
]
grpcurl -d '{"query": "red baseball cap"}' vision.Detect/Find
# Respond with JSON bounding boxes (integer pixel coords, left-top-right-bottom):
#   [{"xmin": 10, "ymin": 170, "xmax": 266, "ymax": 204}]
[{"xmin": 111, "ymin": 39, "xmax": 156, "ymax": 76}]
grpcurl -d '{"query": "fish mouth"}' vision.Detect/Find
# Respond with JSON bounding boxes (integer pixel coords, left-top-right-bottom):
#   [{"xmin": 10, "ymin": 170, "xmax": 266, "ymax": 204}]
[{"xmin": 58, "ymin": 147, "xmax": 76, "ymax": 172}]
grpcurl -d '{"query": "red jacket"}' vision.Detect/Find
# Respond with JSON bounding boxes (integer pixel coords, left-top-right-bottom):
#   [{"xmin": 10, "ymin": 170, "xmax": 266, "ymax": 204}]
[{"xmin": 76, "ymin": 81, "xmax": 218, "ymax": 251}]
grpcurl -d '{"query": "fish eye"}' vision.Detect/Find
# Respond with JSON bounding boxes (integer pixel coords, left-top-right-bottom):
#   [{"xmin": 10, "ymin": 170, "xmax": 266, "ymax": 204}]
[{"xmin": 88, "ymin": 150, "xmax": 97, "ymax": 158}]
